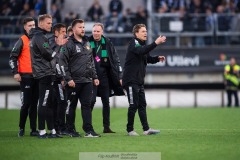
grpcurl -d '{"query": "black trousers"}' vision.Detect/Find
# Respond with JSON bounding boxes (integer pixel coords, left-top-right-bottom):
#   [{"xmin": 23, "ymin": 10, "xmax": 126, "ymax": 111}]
[
  {"xmin": 38, "ymin": 76, "xmax": 55, "ymax": 130},
  {"xmin": 52, "ymin": 80, "xmax": 67, "ymax": 131},
  {"xmin": 227, "ymin": 89, "xmax": 239, "ymax": 107},
  {"xmin": 19, "ymin": 77, "xmax": 38, "ymax": 131},
  {"xmin": 91, "ymin": 77, "xmax": 110, "ymax": 128},
  {"xmin": 124, "ymin": 84, "xmax": 149, "ymax": 132},
  {"xmin": 65, "ymin": 82, "xmax": 94, "ymax": 133}
]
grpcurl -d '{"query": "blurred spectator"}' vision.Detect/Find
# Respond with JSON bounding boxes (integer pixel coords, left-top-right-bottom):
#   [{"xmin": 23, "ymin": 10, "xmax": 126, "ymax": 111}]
[
  {"xmin": 121, "ymin": 8, "xmax": 136, "ymax": 45},
  {"xmin": 122, "ymin": 8, "xmax": 135, "ymax": 32},
  {"xmin": 86, "ymin": 0, "xmax": 104, "ymax": 22},
  {"xmin": 105, "ymin": 0, "xmax": 123, "ymax": 32},
  {"xmin": 0, "ymin": 3, "xmax": 13, "ymax": 47},
  {"xmin": 34, "ymin": 0, "xmax": 46, "ymax": 16},
  {"xmin": 29, "ymin": 9, "xmax": 37, "ymax": 21},
  {"xmin": 155, "ymin": 0, "xmax": 174, "ymax": 13},
  {"xmin": 216, "ymin": 4, "xmax": 230, "ymax": 44},
  {"xmin": 171, "ymin": 0, "xmax": 187, "ymax": 17},
  {"xmin": 204, "ymin": 0, "xmax": 221, "ymax": 12},
  {"xmin": 52, "ymin": 0, "xmax": 65, "ymax": 9},
  {"xmin": 64, "ymin": 11, "xmax": 80, "ymax": 26},
  {"xmin": 157, "ymin": 0, "xmax": 169, "ymax": 13},
  {"xmin": 217, "ymin": 5, "xmax": 229, "ymax": 31},
  {"xmin": 189, "ymin": 0, "xmax": 206, "ymax": 47},
  {"xmin": 205, "ymin": 6, "xmax": 214, "ymax": 31},
  {"xmin": 34, "ymin": 0, "xmax": 43, "ymax": 16},
  {"xmin": 26, "ymin": 0, "xmax": 36, "ymax": 10},
  {"xmin": 0, "ymin": 3, "xmax": 12, "ymax": 16},
  {"xmin": 19, "ymin": 3, "xmax": 31, "ymax": 16},
  {"xmin": 230, "ymin": 13, "xmax": 240, "ymax": 44},
  {"xmin": 189, "ymin": 0, "xmax": 205, "ymax": 14},
  {"xmin": 10, "ymin": 0, "xmax": 23, "ymax": 15},
  {"xmin": 204, "ymin": 6, "xmax": 214, "ymax": 45},
  {"xmin": 50, "ymin": 3, "xmax": 62, "ymax": 25},
  {"xmin": 135, "ymin": 6, "xmax": 148, "ymax": 25},
  {"xmin": 16, "ymin": 3, "xmax": 32, "ymax": 33}
]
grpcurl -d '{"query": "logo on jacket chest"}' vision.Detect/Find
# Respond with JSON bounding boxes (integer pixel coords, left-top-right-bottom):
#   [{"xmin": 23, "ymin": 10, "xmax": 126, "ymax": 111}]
[
  {"xmin": 85, "ymin": 42, "xmax": 91, "ymax": 50},
  {"xmin": 85, "ymin": 45, "xmax": 90, "ymax": 50},
  {"xmin": 76, "ymin": 45, "xmax": 81, "ymax": 53}
]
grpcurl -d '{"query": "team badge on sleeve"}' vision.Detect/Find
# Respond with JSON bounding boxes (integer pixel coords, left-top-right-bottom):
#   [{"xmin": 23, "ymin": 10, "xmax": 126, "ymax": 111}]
[
  {"xmin": 42, "ymin": 42, "xmax": 49, "ymax": 48},
  {"xmin": 60, "ymin": 47, "xmax": 66, "ymax": 52}
]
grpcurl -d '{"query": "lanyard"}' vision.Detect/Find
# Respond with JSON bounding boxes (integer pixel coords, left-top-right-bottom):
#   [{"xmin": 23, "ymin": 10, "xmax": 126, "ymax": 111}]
[{"xmin": 96, "ymin": 44, "xmax": 101, "ymax": 55}]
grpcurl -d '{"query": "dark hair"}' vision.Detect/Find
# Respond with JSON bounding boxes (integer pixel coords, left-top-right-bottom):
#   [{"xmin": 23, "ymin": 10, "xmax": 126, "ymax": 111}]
[
  {"xmin": 71, "ymin": 19, "xmax": 84, "ymax": 28},
  {"xmin": 132, "ymin": 24, "xmax": 146, "ymax": 37},
  {"xmin": 23, "ymin": 17, "xmax": 34, "ymax": 25},
  {"xmin": 52, "ymin": 23, "xmax": 66, "ymax": 33},
  {"xmin": 38, "ymin": 14, "xmax": 52, "ymax": 24}
]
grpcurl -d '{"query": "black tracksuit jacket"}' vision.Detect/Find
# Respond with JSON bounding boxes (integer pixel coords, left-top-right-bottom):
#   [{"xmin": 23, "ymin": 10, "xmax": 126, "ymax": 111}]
[
  {"xmin": 29, "ymin": 27, "xmax": 59, "ymax": 79},
  {"xmin": 122, "ymin": 38, "xmax": 160, "ymax": 87},
  {"xmin": 48, "ymin": 34, "xmax": 64, "ymax": 81},
  {"xmin": 59, "ymin": 35, "xmax": 97, "ymax": 83}
]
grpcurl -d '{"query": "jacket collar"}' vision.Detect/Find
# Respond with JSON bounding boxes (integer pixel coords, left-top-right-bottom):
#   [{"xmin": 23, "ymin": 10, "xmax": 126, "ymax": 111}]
[
  {"xmin": 36, "ymin": 27, "xmax": 49, "ymax": 34},
  {"xmin": 134, "ymin": 37, "xmax": 146, "ymax": 45}
]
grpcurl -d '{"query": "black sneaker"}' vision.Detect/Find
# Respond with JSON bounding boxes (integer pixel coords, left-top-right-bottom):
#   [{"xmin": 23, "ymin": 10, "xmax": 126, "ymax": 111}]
[
  {"xmin": 38, "ymin": 133, "xmax": 48, "ymax": 139},
  {"xmin": 18, "ymin": 129, "xmax": 24, "ymax": 137},
  {"xmin": 58, "ymin": 129, "xmax": 69, "ymax": 135},
  {"xmin": 84, "ymin": 131, "xmax": 101, "ymax": 138},
  {"xmin": 68, "ymin": 131, "xmax": 81, "ymax": 137},
  {"xmin": 48, "ymin": 133, "xmax": 63, "ymax": 138},
  {"xmin": 30, "ymin": 131, "xmax": 39, "ymax": 136},
  {"xmin": 103, "ymin": 128, "xmax": 116, "ymax": 133}
]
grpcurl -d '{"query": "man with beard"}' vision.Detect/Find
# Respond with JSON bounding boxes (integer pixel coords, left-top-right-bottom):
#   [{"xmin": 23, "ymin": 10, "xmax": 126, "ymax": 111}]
[{"xmin": 59, "ymin": 19, "xmax": 101, "ymax": 138}]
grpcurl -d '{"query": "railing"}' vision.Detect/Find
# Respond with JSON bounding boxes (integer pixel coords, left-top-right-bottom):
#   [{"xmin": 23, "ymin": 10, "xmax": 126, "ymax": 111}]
[
  {"xmin": 0, "ymin": 13, "xmax": 240, "ymax": 49},
  {"xmin": 151, "ymin": 13, "xmax": 240, "ymax": 47}
]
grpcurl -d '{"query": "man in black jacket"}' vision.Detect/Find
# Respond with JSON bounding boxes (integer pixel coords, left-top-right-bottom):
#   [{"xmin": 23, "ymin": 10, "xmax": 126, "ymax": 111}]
[
  {"xmin": 59, "ymin": 19, "xmax": 101, "ymax": 138},
  {"xmin": 89, "ymin": 23, "xmax": 124, "ymax": 133},
  {"xmin": 30, "ymin": 14, "xmax": 66, "ymax": 138},
  {"xmin": 122, "ymin": 24, "xmax": 166, "ymax": 136},
  {"xmin": 9, "ymin": 17, "xmax": 39, "ymax": 137},
  {"xmin": 48, "ymin": 23, "xmax": 68, "ymax": 135}
]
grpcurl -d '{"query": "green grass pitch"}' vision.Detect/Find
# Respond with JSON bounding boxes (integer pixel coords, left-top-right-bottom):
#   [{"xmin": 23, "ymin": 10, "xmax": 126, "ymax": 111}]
[{"xmin": 0, "ymin": 108, "xmax": 239, "ymax": 160}]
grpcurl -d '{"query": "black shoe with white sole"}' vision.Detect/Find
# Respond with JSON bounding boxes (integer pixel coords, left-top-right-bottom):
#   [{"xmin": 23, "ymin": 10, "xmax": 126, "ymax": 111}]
[
  {"xmin": 84, "ymin": 131, "xmax": 101, "ymax": 138},
  {"xmin": 18, "ymin": 129, "xmax": 24, "ymax": 137},
  {"xmin": 48, "ymin": 133, "xmax": 63, "ymax": 138}
]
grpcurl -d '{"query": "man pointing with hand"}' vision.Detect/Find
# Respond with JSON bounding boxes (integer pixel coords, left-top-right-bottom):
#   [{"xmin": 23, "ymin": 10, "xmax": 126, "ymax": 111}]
[{"xmin": 122, "ymin": 24, "xmax": 166, "ymax": 136}]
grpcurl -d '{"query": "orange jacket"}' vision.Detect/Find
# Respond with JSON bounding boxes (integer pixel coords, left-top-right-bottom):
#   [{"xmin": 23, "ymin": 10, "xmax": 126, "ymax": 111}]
[{"xmin": 18, "ymin": 35, "xmax": 32, "ymax": 73}]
